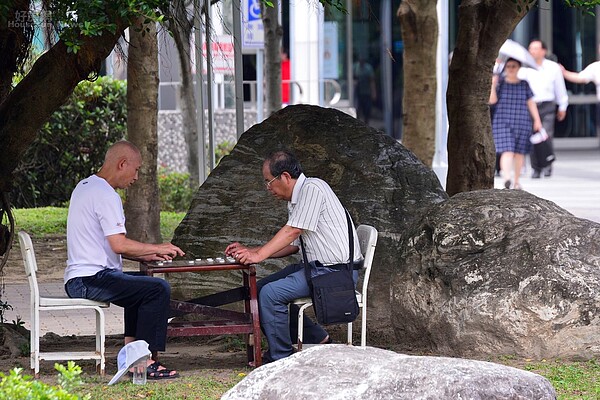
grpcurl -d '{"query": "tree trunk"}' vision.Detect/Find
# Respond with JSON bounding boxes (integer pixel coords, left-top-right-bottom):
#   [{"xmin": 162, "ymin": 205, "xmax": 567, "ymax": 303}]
[
  {"xmin": 169, "ymin": 0, "xmax": 200, "ymax": 186},
  {"xmin": 0, "ymin": 19, "xmax": 127, "ymax": 193},
  {"xmin": 0, "ymin": 0, "xmax": 33, "ymax": 104},
  {"xmin": 261, "ymin": 1, "xmax": 283, "ymax": 116},
  {"xmin": 125, "ymin": 19, "xmax": 162, "ymax": 243},
  {"xmin": 398, "ymin": 0, "xmax": 438, "ymax": 167},
  {"xmin": 446, "ymin": 0, "xmax": 528, "ymax": 196}
]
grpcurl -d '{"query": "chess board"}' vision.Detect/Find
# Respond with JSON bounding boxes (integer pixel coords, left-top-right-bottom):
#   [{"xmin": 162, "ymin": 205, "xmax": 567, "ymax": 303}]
[{"xmin": 150, "ymin": 256, "xmax": 238, "ymax": 267}]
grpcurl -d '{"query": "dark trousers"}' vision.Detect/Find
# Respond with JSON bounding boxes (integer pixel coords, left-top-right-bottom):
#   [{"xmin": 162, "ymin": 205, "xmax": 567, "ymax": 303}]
[
  {"xmin": 531, "ymin": 102, "xmax": 556, "ymax": 171},
  {"xmin": 257, "ymin": 263, "xmax": 328, "ymax": 348},
  {"xmin": 356, "ymin": 93, "xmax": 373, "ymax": 124},
  {"xmin": 65, "ymin": 269, "xmax": 170, "ymax": 352}
]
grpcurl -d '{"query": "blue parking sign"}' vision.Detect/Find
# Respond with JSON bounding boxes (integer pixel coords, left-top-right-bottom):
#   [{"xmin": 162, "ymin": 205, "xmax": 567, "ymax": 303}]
[{"xmin": 248, "ymin": 0, "xmax": 261, "ymax": 21}]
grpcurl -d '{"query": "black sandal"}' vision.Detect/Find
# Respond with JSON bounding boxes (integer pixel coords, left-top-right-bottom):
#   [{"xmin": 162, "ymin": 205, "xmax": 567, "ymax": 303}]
[{"xmin": 147, "ymin": 361, "xmax": 180, "ymax": 380}]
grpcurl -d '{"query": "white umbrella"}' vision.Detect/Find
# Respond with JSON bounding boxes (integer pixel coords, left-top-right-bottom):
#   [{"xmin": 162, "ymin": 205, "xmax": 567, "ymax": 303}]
[{"xmin": 498, "ymin": 39, "xmax": 538, "ymax": 70}]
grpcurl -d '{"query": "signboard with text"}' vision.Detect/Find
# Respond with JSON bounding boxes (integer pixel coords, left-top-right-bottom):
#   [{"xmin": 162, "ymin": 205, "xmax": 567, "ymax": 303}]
[
  {"xmin": 202, "ymin": 35, "xmax": 235, "ymax": 74},
  {"xmin": 242, "ymin": 0, "xmax": 264, "ymax": 49}
]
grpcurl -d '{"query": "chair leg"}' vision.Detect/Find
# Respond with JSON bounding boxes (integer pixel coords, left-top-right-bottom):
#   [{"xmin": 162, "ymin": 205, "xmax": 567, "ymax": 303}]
[
  {"xmin": 95, "ymin": 307, "xmax": 106, "ymax": 376},
  {"xmin": 347, "ymin": 321, "xmax": 353, "ymax": 345},
  {"xmin": 360, "ymin": 304, "xmax": 367, "ymax": 347},
  {"xmin": 297, "ymin": 303, "xmax": 313, "ymax": 351},
  {"xmin": 32, "ymin": 308, "xmax": 39, "ymax": 378}
]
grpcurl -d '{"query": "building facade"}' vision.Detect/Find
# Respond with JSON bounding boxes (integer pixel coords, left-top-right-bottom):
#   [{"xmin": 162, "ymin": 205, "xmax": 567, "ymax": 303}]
[{"xmin": 113, "ymin": 0, "xmax": 600, "ymax": 151}]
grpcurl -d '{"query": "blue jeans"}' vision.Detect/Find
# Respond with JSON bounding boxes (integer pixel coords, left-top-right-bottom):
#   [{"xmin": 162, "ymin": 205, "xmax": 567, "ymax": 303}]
[
  {"xmin": 257, "ymin": 263, "xmax": 358, "ymax": 361},
  {"xmin": 65, "ymin": 269, "xmax": 170, "ymax": 352}
]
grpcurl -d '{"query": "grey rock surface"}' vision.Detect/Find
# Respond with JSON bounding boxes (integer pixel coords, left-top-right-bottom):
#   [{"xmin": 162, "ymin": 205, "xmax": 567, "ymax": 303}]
[
  {"xmin": 391, "ymin": 189, "xmax": 600, "ymax": 359},
  {"xmin": 170, "ymin": 104, "xmax": 447, "ymax": 343},
  {"xmin": 221, "ymin": 345, "xmax": 557, "ymax": 400}
]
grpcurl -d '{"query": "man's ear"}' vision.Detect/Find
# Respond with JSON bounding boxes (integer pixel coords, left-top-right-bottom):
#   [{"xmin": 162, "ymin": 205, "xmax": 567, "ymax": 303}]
[
  {"xmin": 280, "ymin": 171, "xmax": 292, "ymax": 182},
  {"xmin": 117, "ymin": 157, "xmax": 127, "ymax": 170}
]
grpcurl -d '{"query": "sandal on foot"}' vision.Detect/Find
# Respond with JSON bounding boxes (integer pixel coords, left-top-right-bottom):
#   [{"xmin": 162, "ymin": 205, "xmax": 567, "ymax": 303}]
[{"xmin": 147, "ymin": 361, "xmax": 179, "ymax": 380}]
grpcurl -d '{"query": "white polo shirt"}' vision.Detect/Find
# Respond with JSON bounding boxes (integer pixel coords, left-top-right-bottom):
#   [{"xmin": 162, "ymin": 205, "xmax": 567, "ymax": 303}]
[
  {"xmin": 518, "ymin": 59, "xmax": 569, "ymax": 111},
  {"xmin": 287, "ymin": 174, "xmax": 362, "ymax": 265},
  {"xmin": 64, "ymin": 175, "xmax": 126, "ymax": 283}
]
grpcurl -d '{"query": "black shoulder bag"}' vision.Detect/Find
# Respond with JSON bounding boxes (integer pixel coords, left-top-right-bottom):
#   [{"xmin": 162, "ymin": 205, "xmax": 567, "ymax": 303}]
[{"xmin": 300, "ymin": 210, "xmax": 359, "ymax": 325}]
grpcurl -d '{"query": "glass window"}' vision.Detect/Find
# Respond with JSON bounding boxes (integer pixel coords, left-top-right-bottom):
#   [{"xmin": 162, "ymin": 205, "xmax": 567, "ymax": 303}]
[{"xmin": 553, "ymin": 2, "xmax": 598, "ymax": 138}]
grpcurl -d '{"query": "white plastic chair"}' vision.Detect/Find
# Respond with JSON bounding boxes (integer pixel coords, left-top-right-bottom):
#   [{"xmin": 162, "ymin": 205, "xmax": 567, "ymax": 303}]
[
  {"xmin": 293, "ymin": 225, "xmax": 378, "ymax": 350},
  {"xmin": 18, "ymin": 231, "xmax": 109, "ymax": 377}
]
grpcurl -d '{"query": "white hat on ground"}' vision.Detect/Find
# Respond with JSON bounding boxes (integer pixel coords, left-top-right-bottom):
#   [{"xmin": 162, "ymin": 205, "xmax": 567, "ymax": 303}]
[{"xmin": 108, "ymin": 340, "xmax": 151, "ymax": 385}]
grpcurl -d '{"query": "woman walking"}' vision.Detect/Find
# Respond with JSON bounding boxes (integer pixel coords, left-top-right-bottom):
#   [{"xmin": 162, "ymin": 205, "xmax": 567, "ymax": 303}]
[{"xmin": 490, "ymin": 58, "xmax": 542, "ymax": 189}]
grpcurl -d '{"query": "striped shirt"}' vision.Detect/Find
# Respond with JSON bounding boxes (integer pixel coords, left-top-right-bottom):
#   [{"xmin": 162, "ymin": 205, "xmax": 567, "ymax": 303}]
[{"xmin": 287, "ymin": 174, "xmax": 362, "ymax": 265}]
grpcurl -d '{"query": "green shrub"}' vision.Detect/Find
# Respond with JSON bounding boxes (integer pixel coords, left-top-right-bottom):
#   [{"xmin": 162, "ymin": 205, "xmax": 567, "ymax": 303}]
[
  {"xmin": 158, "ymin": 168, "xmax": 195, "ymax": 212},
  {"xmin": 215, "ymin": 140, "xmax": 235, "ymax": 164},
  {"xmin": 157, "ymin": 140, "xmax": 234, "ymax": 213},
  {"xmin": 11, "ymin": 77, "xmax": 127, "ymax": 208},
  {"xmin": 0, "ymin": 362, "xmax": 90, "ymax": 400}
]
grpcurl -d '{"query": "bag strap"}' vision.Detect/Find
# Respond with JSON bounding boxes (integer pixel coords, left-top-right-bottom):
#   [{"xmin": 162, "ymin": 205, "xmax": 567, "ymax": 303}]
[{"xmin": 301, "ymin": 209, "xmax": 354, "ymax": 284}]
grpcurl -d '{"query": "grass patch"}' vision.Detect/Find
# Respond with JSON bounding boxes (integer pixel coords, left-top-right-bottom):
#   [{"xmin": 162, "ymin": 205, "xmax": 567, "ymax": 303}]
[
  {"xmin": 496, "ymin": 358, "xmax": 600, "ymax": 399},
  {"xmin": 524, "ymin": 359, "xmax": 599, "ymax": 399},
  {"xmin": 74, "ymin": 371, "xmax": 246, "ymax": 400},
  {"xmin": 160, "ymin": 211, "xmax": 186, "ymax": 242},
  {"xmin": 11, "ymin": 208, "xmax": 184, "ymax": 241},
  {"xmin": 12, "ymin": 207, "xmax": 68, "ymax": 236}
]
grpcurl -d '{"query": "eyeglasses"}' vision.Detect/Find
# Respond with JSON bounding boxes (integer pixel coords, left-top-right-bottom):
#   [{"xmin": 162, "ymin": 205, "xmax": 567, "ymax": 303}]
[
  {"xmin": 504, "ymin": 64, "xmax": 519, "ymax": 69},
  {"xmin": 265, "ymin": 175, "xmax": 280, "ymax": 188}
]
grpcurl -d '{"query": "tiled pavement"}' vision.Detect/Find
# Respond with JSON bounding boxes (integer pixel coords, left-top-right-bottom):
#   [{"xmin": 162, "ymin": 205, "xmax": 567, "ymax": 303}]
[{"xmin": 3, "ymin": 282, "xmax": 124, "ymax": 336}]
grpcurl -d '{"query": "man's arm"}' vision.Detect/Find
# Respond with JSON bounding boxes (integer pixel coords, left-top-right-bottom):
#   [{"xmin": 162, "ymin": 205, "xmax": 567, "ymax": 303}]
[
  {"xmin": 553, "ymin": 63, "xmax": 569, "ymax": 119},
  {"xmin": 562, "ymin": 68, "xmax": 588, "ymax": 84},
  {"xmin": 107, "ymin": 233, "xmax": 185, "ymax": 261},
  {"xmin": 227, "ymin": 225, "xmax": 302, "ymax": 264}
]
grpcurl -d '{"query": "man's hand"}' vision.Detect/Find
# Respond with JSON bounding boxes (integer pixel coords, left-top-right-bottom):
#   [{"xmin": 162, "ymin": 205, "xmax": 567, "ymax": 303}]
[
  {"xmin": 136, "ymin": 254, "xmax": 167, "ymax": 262},
  {"xmin": 225, "ymin": 242, "xmax": 262, "ymax": 264},
  {"xmin": 225, "ymin": 225, "xmax": 302, "ymax": 265},
  {"xmin": 233, "ymin": 248, "xmax": 265, "ymax": 265},
  {"xmin": 107, "ymin": 234, "xmax": 185, "ymax": 260},
  {"xmin": 557, "ymin": 110, "xmax": 566, "ymax": 121},
  {"xmin": 154, "ymin": 243, "xmax": 185, "ymax": 260},
  {"xmin": 225, "ymin": 242, "xmax": 248, "ymax": 257}
]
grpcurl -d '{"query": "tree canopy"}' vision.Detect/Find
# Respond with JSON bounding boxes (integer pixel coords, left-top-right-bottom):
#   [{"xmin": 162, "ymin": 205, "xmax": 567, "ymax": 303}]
[{"xmin": 0, "ymin": 1, "xmax": 170, "ymax": 193}]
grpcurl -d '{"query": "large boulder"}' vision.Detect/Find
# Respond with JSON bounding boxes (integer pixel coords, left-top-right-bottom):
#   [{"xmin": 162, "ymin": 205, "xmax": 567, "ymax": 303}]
[
  {"xmin": 391, "ymin": 189, "xmax": 600, "ymax": 359},
  {"xmin": 171, "ymin": 105, "xmax": 447, "ymax": 343},
  {"xmin": 222, "ymin": 345, "xmax": 557, "ymax": 400}
]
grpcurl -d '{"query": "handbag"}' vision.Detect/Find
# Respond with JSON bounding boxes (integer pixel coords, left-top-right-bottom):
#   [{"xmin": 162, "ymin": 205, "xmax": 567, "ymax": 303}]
[
  {"xmin": 530, "ymin": 128, "xmax": 556, "ymax": 168},
  {"xmin": 301, "ymin": 210, "xmax": 359, "ymax": 325}
]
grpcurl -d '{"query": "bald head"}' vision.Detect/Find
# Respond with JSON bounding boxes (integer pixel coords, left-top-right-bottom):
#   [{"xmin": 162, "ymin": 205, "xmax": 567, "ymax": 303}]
[
  {"xmin": 104, "ymin": 141, "xmax": 141, "ymax": 166},
  {"xmin": 97, "ymin": 141, "xmax": 142, "ymax": 189}
]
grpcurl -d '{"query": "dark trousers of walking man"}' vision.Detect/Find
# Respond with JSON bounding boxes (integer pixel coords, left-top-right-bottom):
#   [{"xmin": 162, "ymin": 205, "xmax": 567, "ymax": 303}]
[{"xmin": 531, "ymin": 101, "xmax": 556, "ymax": 178}]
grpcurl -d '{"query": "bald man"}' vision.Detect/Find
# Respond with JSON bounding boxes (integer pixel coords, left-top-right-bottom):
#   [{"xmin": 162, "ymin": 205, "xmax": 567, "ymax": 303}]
[{"xmin": 64, "ymin": 141, "xmax": 183, "ymax": 380}]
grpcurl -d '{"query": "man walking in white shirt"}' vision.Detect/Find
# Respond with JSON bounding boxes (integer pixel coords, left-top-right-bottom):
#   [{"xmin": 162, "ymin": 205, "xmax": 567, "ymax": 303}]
[{"xmin": 518, "ymin": 39, "xmax": 569, "ymax": 178}]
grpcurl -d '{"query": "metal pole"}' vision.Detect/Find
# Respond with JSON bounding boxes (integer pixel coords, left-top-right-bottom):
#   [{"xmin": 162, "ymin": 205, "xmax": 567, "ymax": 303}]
[
  {"xmin": 433, "ymin": 0, "xmax": 449, "ymax": 188},
  {"xmin": 194, "ymin": 0, "xmax": 207, "ymax": 183},
  {"xmin": 257, "ymin": 49, "xmax": 264, "ymax": 122},
  {"xmin": 205, "ymin": 0, "xmax": 216, "ymax": 170},
  {"xmin": 347, "ymin": 0, "xmax": 353, "ymax": 109},
  {"xmin": 232, "ymin": 0, "xmax": 245, "ymax": 139},
  {"xmin": 381, "ymin": 0, "xmax": 393, "ymax": 136},
  {"xmin": 289, "ymin": 0, "xmax": 295, "ymax": 104},
  {"xmin": 318, "ymin": 9, "xmax": 324, "ymax": 106}
]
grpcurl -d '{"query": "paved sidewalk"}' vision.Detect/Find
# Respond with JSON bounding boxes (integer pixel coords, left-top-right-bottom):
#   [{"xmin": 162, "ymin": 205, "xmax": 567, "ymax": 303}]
[
  {"xmin": 2, "ymin": 149, "xmax": 599, "ymax": 338},
  {"xmin": 3, "ymin": 283, "xmax": 124, "ymax": 336},
  {"xmin": 493, "ymin": 149, "xmax": 600, "ymax": 223}
]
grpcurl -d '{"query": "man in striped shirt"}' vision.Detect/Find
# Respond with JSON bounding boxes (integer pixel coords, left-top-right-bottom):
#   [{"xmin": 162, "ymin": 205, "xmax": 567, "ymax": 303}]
[{"xmin": 225, "ymin": 150, "xmax": 362, "ymax": 362}]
